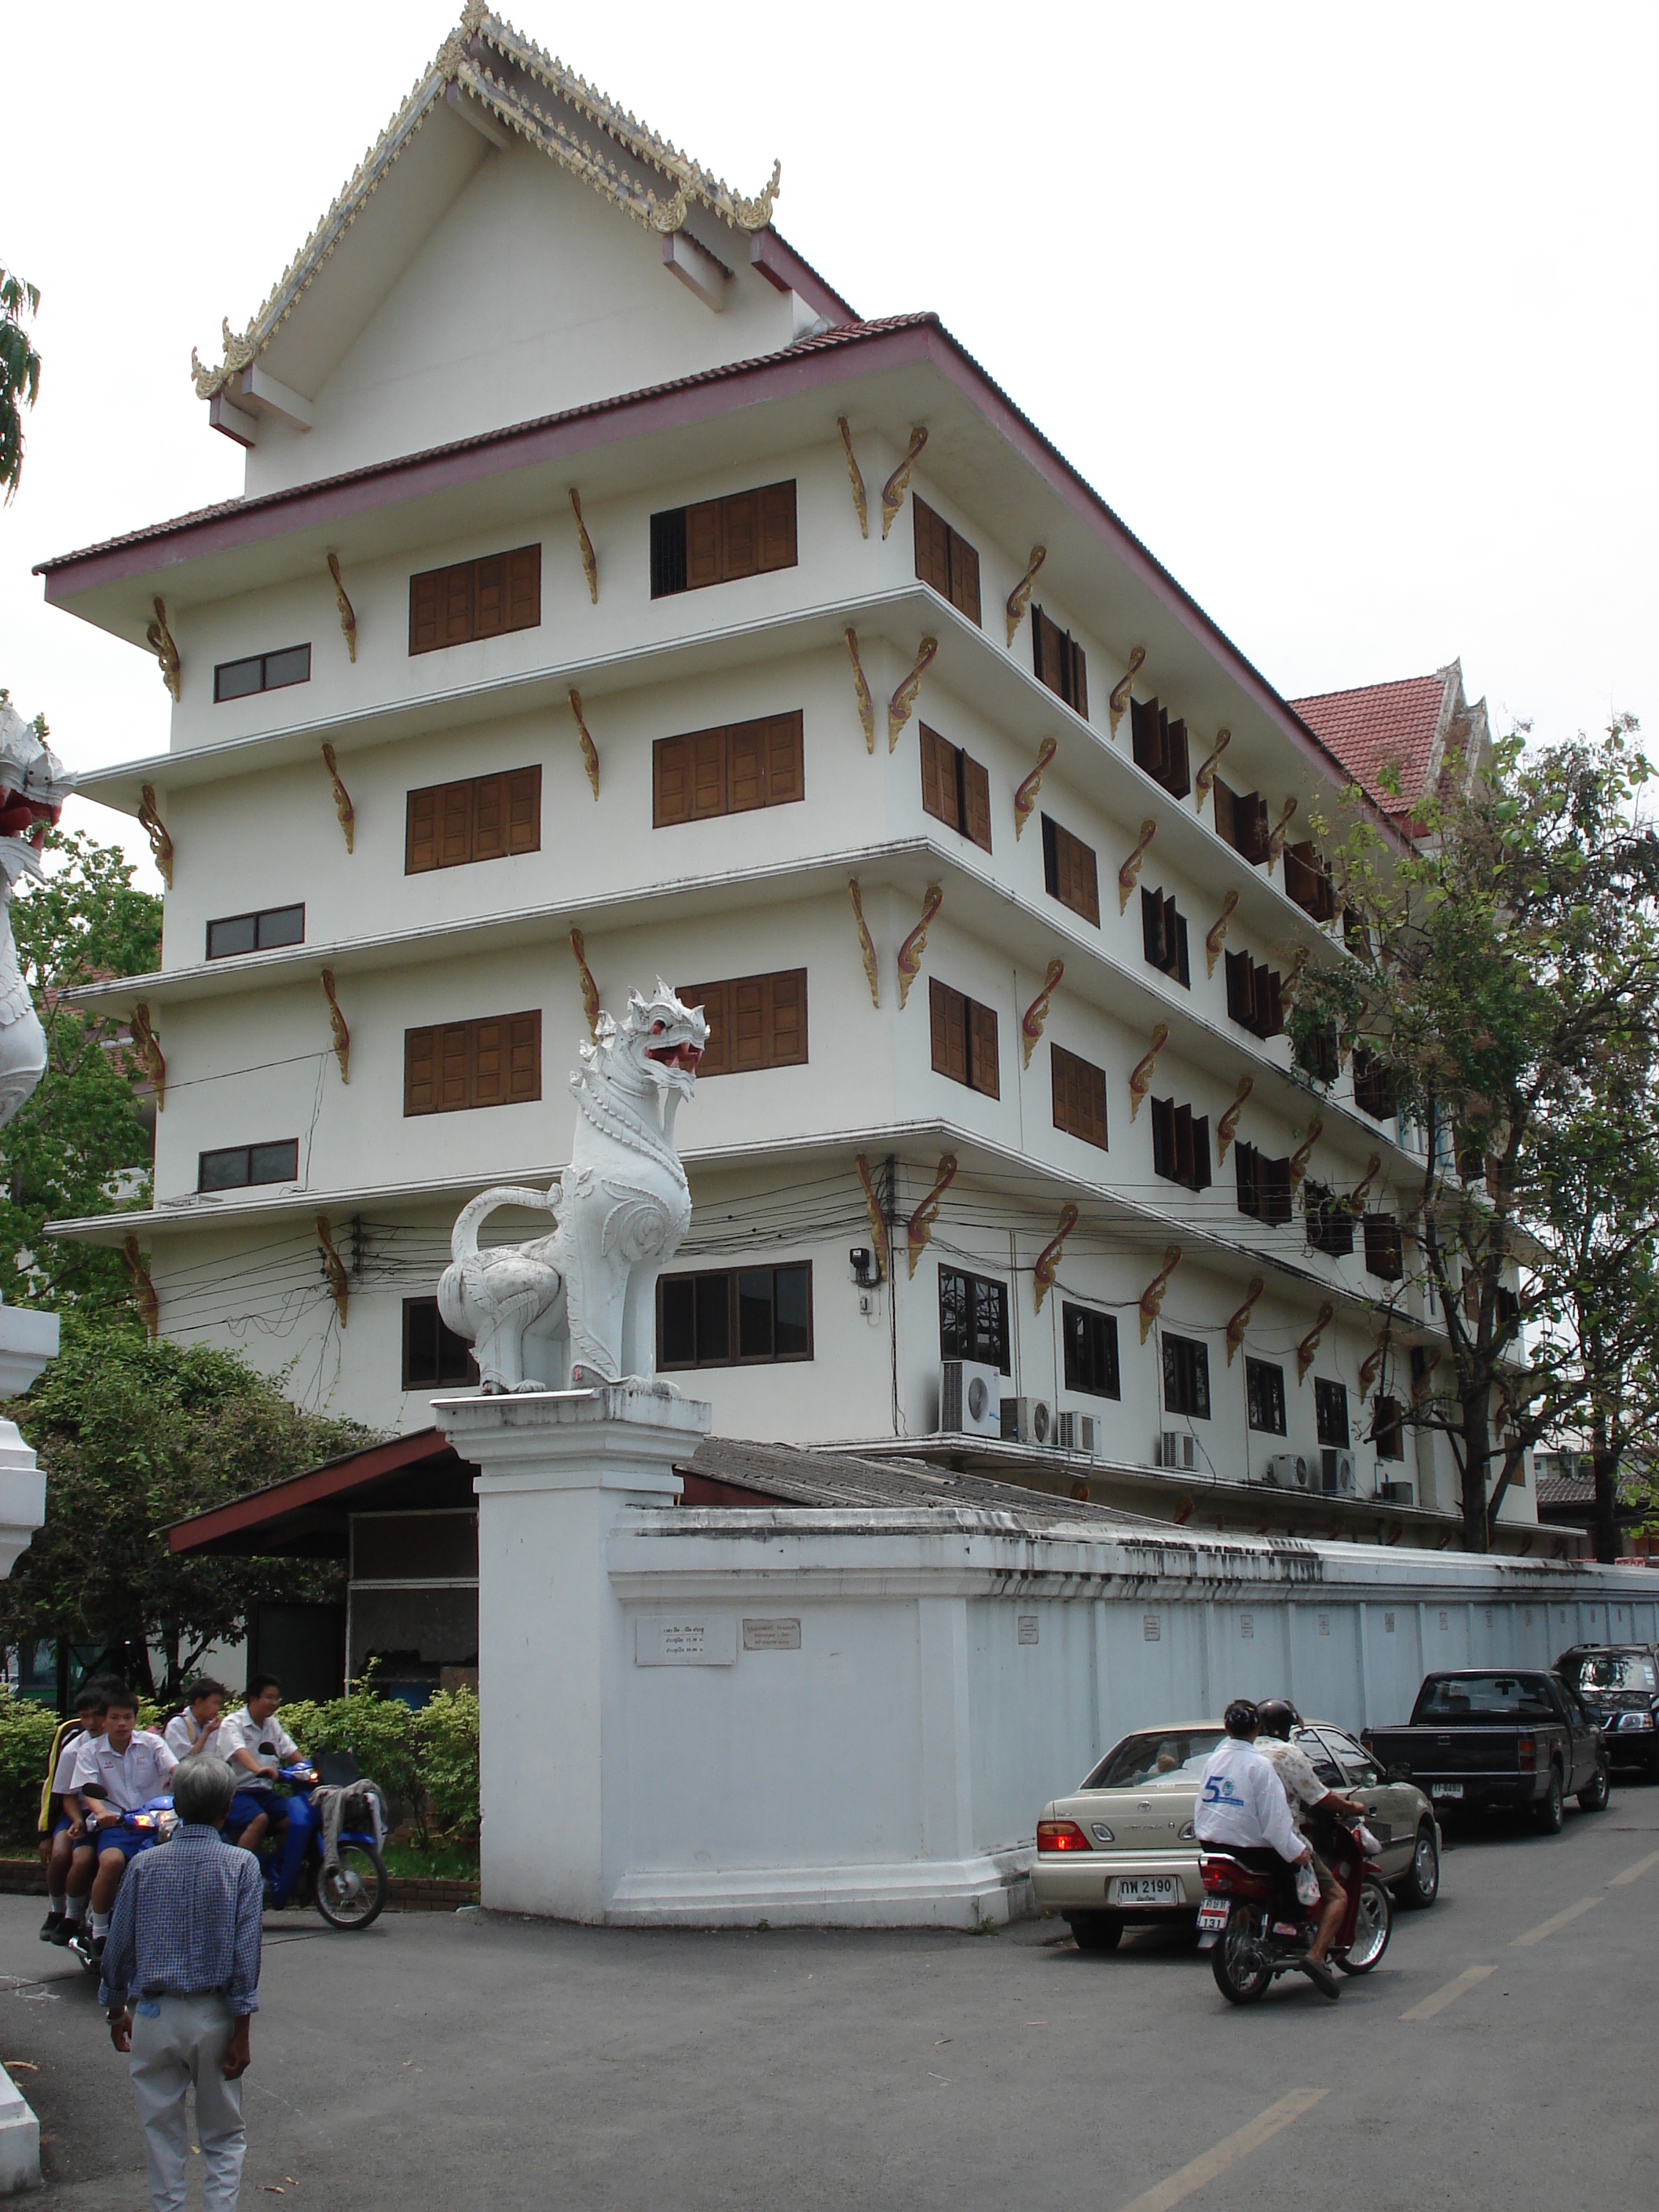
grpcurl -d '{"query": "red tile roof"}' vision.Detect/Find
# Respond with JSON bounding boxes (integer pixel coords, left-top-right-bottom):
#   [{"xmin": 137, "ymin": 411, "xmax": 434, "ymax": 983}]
[{"xmin": 1290, "ymin": 674, "xmax": 1447, "ymax": 816}]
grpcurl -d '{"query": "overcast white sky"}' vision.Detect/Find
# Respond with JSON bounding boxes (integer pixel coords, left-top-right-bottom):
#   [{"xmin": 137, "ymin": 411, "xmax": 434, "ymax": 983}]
[{"xmin": 4, "ymin": 2, "xmax": 1655, "ymax": 884}]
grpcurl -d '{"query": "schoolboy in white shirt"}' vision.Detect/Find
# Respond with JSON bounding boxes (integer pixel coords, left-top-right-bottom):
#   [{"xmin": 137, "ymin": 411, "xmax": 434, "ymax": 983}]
[
  {"xmin": 39, "ymin": 1682, "xmax": 109, "ymax": 1946},
  {"xmin": 163, "ymin": 1678, "xmax": 228, "ymax": 1764},
  {"xmin": 218, "ymin": 1675, "xmax": 299, "ymax": 1855},
  {"xmin": 68, "ymin": 1689, "xmax": 178, "ymax": 1965}
]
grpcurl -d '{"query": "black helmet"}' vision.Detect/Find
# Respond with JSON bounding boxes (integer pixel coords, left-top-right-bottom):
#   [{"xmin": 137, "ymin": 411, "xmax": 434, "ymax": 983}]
[
  {"xmin": 1255, "ymin": 1698, "xmax": 1302, "ymax": 1740},
  {"xmin": 1224, "ymin": 1697, "xmax": 1259, "ymax": 1738}
]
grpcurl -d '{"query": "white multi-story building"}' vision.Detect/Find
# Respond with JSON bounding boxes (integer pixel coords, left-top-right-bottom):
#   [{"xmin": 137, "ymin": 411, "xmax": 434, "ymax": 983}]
[{"xmin": 38, "ymin": 7, "xmax": 1542, "ymax": 1549}]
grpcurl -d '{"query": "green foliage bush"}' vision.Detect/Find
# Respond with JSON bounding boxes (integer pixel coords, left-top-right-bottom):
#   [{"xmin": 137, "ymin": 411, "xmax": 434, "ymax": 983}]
[
  {"xmin": 0, "ymin": 1687, "xmax": 62, "ymax": 1844},
  {"xmin": 280, "ymin": 1677, "xmax": 478, "ymax": 1845}
]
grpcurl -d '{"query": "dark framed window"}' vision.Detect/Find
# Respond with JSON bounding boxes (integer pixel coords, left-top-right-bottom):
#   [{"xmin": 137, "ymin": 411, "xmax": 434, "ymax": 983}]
[
  {"xmin": 1150, "ymin": 1097, "xmax": 1211, "ymax": 1191},
  {"xmin": 1141, "ymin": 886, "xmax": 1191, "ymax": 987},
  {"xmin": 1364, "ymin": 1214, "xmax": 1404, "ymax": 1280},
  {"xmin": 408, "ymin": 545, "xmax": 540, "ymax": 654},
  {"xmin": 1063, "ymin": 1302, "xmax": 1120, "ymax": 1399},
  {"xmin": 1353, "ymin": 1049, "xmax": 1396, "ymax": 1119},
  {"xmin": 939, "ymin": 1266, "xmax": 1009, "ymax": 1374},
  {"xmin": 197, "ymin": 1139, "xmax": 298, "ymax": 1192},
  {"xmin": 1371, "ymin": 1394, "xmax": 1404, "ymax": 1461},
  {"xmin": 678, "ymin": 971, "xmax": 806, "ymax": 1077},
  {"xmin": 657, "ymin": 1264, "xmax": 813, "ymax": 1369},
  {"xmin": 205, "ymin": 903, "xmax": 305, "ymax": 960},
  {"xmin": 929, "ymin": 978, "xmax": 999, "ymax": 1098},
  {"xmin": 214, "ymin": 643, "xmax": 311, "ymax": 703},
  {"xmin": 401, "ymin": 1298, "xmax": 476, "ymax": 1389},
  {"xmin": 1163, "ymin": 1333, "xmax": 1210, "ymax": 1419},
  {"xmin": 1225, "ymin": 949, "xmax": 1284, "ymax": 1038},
  {"xmin": 1284, "ymin": 841, "xmax": 1336, "ymax": 922},
  {"xmin": 1212, "ymin": 780, "xmax": 1269, "ymax": 862},
  {"xmin": 1315, "ymin": 1377, "xmax": 1350, "ymax": 1448},
  {"xmin": 1236, "ymin": 1141, "xmax": 1293, "ymax": 1225},
  {"xmin": 1130, "ymin": 694, "xmax": 1191, "ymax": 800},
  {"xmin": 918, "ymin": 723, "xmax": 991, "ymax": 851},
  {"xmin": 1051, "ymin": 1043, "xmax": 1108, "ymax": 1150},
  {"xmin": 1295, "ymin": 1020, "xmax": 1340, "ymax": 1086},
  {"xmin": 1042, "ymin": 815, "xmax": 1101, "ymax": 926},
  {"xmin": 1247, "ymin": 1357, "xmax": 1287, "ymax": 1435},
  {"xmin": 404, "ymin": 1013, "xmax": 540, "ymax": 1115},
  {"xmin": 650, "ymin": 482, "xmax": 797, "ymax": 599},
  {"xmin": 1305, "ymin": 1181, "xmax": 1355, "ymax": 1258},
  {"xmin": 653, "ymin": 712, "xmax": 804, "ymax": 826},
  {"xmin": 913, "ymin": 497, "xmax": 982, "ymax": 626},
  {"xmin": 406, "ymin": 767, "xmax": 540, "ymax": 873},
  {"xmin": 1032, "ymin": 606, "xmax": 1087, "ymax": 714}
]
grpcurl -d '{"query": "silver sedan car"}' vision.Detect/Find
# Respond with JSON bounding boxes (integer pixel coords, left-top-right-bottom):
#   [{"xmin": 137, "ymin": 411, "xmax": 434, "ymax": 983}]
[{"xmin": 1033, "ymin": 1718, "xmax": 1442, "ymax": 1950}]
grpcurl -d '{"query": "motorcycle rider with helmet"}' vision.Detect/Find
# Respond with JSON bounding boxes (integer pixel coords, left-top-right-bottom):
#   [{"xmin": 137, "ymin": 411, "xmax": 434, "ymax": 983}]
[
  {"xmin": 1193, "ymin": 1697, "xmax": 1341, "ymax": 2000},
  {"xmin": 1252, "ymin": 1698, "xmax": 1369, "ymax": 1994}
]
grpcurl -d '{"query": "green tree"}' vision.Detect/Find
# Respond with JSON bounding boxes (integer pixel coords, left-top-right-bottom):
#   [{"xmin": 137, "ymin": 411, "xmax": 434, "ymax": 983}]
[
  {"xmin": 1298, "ymin": 720, "xmax": 1659, "ymax": 1551},
  {"xmin": 0, "ymin": 819, "xmax": 161, "ymax": 1316},
  {"xmin": 0, "ymin": 266, "xmax": 41, "ymax": 502},
  {"xmin": 0, "ymin": 1322, "xmax": 373, "ymax": 1697}
]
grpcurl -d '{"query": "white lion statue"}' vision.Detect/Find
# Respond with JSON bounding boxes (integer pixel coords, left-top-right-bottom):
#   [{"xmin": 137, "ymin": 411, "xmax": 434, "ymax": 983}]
[
  {"xmin": 437, "ymin": 980, "xmax": 709, "ymax": 1392},
  {"xmin": 0, "ymin": 700, "xmax": 74, "ymax": 1133}
]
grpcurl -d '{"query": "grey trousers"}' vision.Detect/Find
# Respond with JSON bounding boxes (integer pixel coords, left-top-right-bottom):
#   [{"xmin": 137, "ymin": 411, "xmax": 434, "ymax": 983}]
[{"xmin": 128, "ymin": 1992, "xmax": 247, "ymax": 2211}]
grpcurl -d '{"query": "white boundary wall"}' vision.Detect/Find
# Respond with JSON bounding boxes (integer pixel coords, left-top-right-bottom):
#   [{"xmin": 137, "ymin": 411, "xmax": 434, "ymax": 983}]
[{"xmin": 440, "ymin": 1386, "xmax": 1659, "ymax": 1932}]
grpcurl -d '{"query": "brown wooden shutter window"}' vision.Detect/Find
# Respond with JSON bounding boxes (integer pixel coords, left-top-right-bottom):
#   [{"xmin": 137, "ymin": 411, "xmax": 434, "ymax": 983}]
[
  {"xmin": 677, "ymin": 971, "xmax": 808, "ymax": 1079},
  {"xmin": 912, "ymin": 498, "xmax": 983, "ymax": 628},
  {"xmin": 651, "ymin": 483, "xmax": 797, "ymax": 599},
  {"xmin": 1152, "ymin": 1096, "xmax": 1210, "ymax": 1191},
  {"xmin": 1041, "ymin": 815, "xmax": 1101, "ymax": 927},
  {"xmin": 1051, "ymin": 1043, "xmax": 1108, "ymax": 1150},
  {"xmin": 408, "ymin": 544, "xmax": 540, "ymax": 655},
  {"xmin": 406, "ymin": 767, "xmax": 540, "ymax": 873},
  {"xmin": 404, "ymin": 1011, "xmax": 541, "ymax": 1115},
  {"xmin": 652, "ymin": 712, "xmax": 804, "ymax": 828},
  {"xmin": 918, "ymin": 723, "xmax": 992, "ymax": 855},
  {"xmin": 1364, "ymin": 1214, "xmax": 1404, "ymax": 1280},
  {"xmin": 929, "ymin": 978, "xmax": 999, "ymax": 1098},
  {"xmin": 1033, "ymin": 607, "xmax": 1088, "ymax": 716},
  {"xmin": 1130, "ymin": 694, "xmax": 1192, "ymax": 800}
]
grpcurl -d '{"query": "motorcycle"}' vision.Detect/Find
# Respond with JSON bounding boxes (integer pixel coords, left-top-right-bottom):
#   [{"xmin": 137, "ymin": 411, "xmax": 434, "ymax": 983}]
[
  {"xmin": 68, "ymin": 1796, "xmax": 180, "ymax": 1969},
  {"xmin": 240, "ymin": 1755, "xmax": 390, "ymax": 1930},
  {"xmin": 1196, "ymin": 1815, "xmax": 1393, "ymax": 2004}
]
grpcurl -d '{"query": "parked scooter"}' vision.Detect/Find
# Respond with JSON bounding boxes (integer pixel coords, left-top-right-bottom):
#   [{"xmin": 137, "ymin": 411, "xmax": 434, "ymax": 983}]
[{"xmin": 1196, "ymin": 1815, "xmax": 1393, "ymax": 2003}]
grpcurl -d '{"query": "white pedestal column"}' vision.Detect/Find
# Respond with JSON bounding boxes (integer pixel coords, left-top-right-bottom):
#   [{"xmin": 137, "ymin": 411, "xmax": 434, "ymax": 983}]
[
  {"xmin": 0, "ymin": 1306, "xmax": 55, "ymax": 1580},
  {"xmin": 434, "ymin": 1380, "xmax": 710, "ymax": 1922}
]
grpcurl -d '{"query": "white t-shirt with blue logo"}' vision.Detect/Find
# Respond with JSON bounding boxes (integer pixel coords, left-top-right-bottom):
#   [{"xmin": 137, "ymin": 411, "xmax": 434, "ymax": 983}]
[{"xmin": 1192, "ymin": 1734, "xmax": 1303, "ymax": 1861}]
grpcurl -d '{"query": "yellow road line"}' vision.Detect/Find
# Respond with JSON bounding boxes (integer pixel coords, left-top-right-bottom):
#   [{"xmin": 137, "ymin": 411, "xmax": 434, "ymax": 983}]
[
  {"xmin": 1607, "ymin": 1848, "xmax": 1659, "ymax": 1888},
  {"xmin": 1512, "ymin": 1895, "xmax": 1603, "ymax": 1947},
  {"xmin": 1115, "ymin": 2088, "xmax": 1329, "ymax": 2212},
  {"xmin": 1399, "ymin": 1962, "xmax": 1498, "ymax": 2021}
]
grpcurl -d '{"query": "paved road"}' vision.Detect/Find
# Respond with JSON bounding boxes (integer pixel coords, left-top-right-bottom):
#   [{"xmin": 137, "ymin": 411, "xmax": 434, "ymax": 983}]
[{"xmin": 3, "ymin": 1785, "xmax": 1655, "ymax": 2210}]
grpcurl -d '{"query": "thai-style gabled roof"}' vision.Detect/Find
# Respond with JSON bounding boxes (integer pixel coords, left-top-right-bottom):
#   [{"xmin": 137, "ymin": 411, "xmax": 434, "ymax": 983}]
[
  {"xmin": 1291, "ymin": 660, "xmax": 1489, "ymax": 823},
  {"xmin": 189, "ymin": 1, "xmax": 782, "ymax": 401}
]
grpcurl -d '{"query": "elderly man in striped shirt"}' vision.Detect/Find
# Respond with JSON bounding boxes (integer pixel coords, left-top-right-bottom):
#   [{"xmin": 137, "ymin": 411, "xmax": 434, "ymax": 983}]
[{"xmin": 99, "ymin": 1756, "xmax": 263, "ymax": 2212}]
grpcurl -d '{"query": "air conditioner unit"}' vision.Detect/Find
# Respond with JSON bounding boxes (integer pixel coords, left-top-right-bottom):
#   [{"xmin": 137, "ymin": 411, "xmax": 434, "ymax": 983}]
[
  {"xmin": 1268, "ymin": 1452, "xmax": 1313, "ymax": 1489},
  {"xmin": 1055, "ymin": 1411, "xmax": 1101, "ymax": 1456},
  {"xmin": 939, "ymin": 1360, "xmax": 1002, "ymax": 1437},
  {"xmin": 1160, "ymin": 1430, "xmax": 1197, "ymax": 1473},
  {"xmin": 1377, "ymin": 1478, "xmax": 1415, "ymax": 1505},
  {"xmin": 1322, "ymin": 1448, "xmax": 1357, "ymax": 1496},
  {"xmin": 1002, "ymin": 1396, "xmax": 1055, "ymax": 1447}
]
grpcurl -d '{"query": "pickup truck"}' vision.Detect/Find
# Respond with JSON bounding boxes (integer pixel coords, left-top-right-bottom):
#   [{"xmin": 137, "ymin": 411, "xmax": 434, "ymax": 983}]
[{"xmin": 1363, "ymin": 1669, "xmax": 1610, "ymax": 1833}]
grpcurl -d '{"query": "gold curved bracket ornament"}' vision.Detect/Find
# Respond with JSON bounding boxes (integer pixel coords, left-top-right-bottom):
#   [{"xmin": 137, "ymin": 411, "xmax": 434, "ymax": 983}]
[
  {"xmin": 1225, "ymin": 1275, "xmax": 1266, "ymax": 1366},
  {"xmin": 1296, "ymin": 1302, "xmax": 1336, "ymax": 1386},
  {"xmin": 1280, "ymin": 947, "xmax": 1312, "ymax": 1003},
  {"xmin": 129, "ymin": 1003, "xmax": 165, "ymax": 1113},
  {"xmin": 844, "ymin": 628, "xmax": 875, "ymax": 754},
  {"xmin": 320, "ymin": 970, "xmax": 350, "ymax": 1084},
  {"xmin": 1215, "ymin": 1075, "xmax": 1254, "ymax": 1165},
  {"xmin": 1005, "ymin": 546, "xmax": 1047, "ymax": 646},
  {"xmin": 1358, "ymin": 1331, "xmax": 1389, "ymax": 1399},
  {"xmin": 320, "ymin": 742, "xmax": 355, "ymax": 853},
  {"xmin": 906, "ymin": 1154, "xmax": 958, "ymax": 1279},
  {"xmin": 317, "ymin": 1217, "xmax": 349, "ymax": 1328},
  {"xmin": 569, "ymin": 928, "xmax": 601, "ymax": 1039},
  {"xmin": 1108, "ymin": 646, "xmax": 1146, "ymax": 742},
  {"xmin": 888, "ymin": 637, "xmax": 938, "ymax": 750},
  {"xmin": 1267, "ymin": 796, "xmax": 1298, "ymax": 867},
  {"xmin": 896, "ymin": 884, "xmax": 943, "ymax": 1009},
  {"xmin": 880, "ymin": 427, "xmax": 928, "ymax": 540},
  {"xmin": 837, "ymin": 420, "xmax": 868, "ymax": 540},
  {"xmin": 1013, "ymin": 738, "xmax": 1057, "ymax": 840},
  {"xmin": 1412, "ymin": 1348, "xmax": 1441, "ymax": 1403},
  {"xmin": 1289, "ymin": 1115, "xmax": 1324, "ymax": 1191},
  {"xmin": 854, "ymin": 1154, "xmax": 890, "ymax": 1283},
  {"xmin": 121, "ymin": 1235, "xmax": 159, "ymax": 1340},
  {"xmin": 1119, "ymin": 819, "xmax": 1157, "ymax": 914},
  {"xmin": 326, "ymin": 554, "xmax": 357, "ymax": 661},
  {"xmin": 1205, "ymin": 890, "xmax": 1240, "ymax": 979},
  {"xmin": 1139, "ymin": 1244, "xmax": 1182, "ymax": 1343},
  {"xmin": 145, "ymin": 598, "xmax": 181, "ymax": 703},
  {"xmin": 569, "ymin": 690, "xmax": 601, "ymax": 800},
  {"xmin": 568, "ymin": 488, "xmax": 599, "ymax": 605},
  {"xmin": 1347, "ymin": 1154, "xmax": 1383, "ymax": 1215},
  {"xmin": 1034, "ymin": 1204, "xmax": 1080, "ymax": 1315},
  {"xmin": 847, "ymin": 880, "xmax": 879, "ymax": 1008},
  {"xmin": 1129, "ymin": 1024, "xmax": 1170, "ymax": 1122},
  {"xmin": 1194, "ymin": 728, "xmax": 1231, "ymax": 815},
  {"xmin": 137, "ymin": 785, "xmax": 174, "ymax": 889},
  {"xmin": 1020, "ymin": 959, "xmax": 1064, "ymax": 1070}
]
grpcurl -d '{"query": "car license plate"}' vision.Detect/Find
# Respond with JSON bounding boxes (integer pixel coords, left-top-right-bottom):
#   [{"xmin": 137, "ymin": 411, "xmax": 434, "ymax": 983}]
[
  {"xmin": 1430, "ymin": 1782, "xmax": 1464, "ymax": 1800},
  {"xmin": 1196, "ymin": 1902, "xmax": 1229, "ymax": 1933},
  {"xmin": 1112, "ymin": 1876, "xmax": 1181, "ymax": 1904}
]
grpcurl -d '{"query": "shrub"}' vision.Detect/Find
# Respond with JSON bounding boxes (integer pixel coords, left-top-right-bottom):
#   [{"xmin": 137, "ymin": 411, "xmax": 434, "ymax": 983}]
[
  {"xmin": 0, "ymin": 1687, "xmax": 63, "ymax": 1844},
  {"xmin": 413, "ymin": 1685, "xmax": 480, "ymax": 1841},
  {"xmin": 280, "ymin": 1675, "xmax": 479, "ymax": 1845}
]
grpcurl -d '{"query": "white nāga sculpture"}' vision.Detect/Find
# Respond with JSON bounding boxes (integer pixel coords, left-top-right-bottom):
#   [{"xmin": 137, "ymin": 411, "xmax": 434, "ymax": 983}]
[
  {"xmin": 438, "ymin": 980, "xmax": 709, "ymax": 1391},
  {"xmin": 0, "ymin": 702, "xmax": 74, "ymax": 1134}
]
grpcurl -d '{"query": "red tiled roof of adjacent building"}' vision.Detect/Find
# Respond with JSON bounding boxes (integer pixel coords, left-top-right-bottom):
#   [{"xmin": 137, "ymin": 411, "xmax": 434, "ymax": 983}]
[{"xmin": 1289, "ymin": 673, "xmax": 1446, "ymax": 817}]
